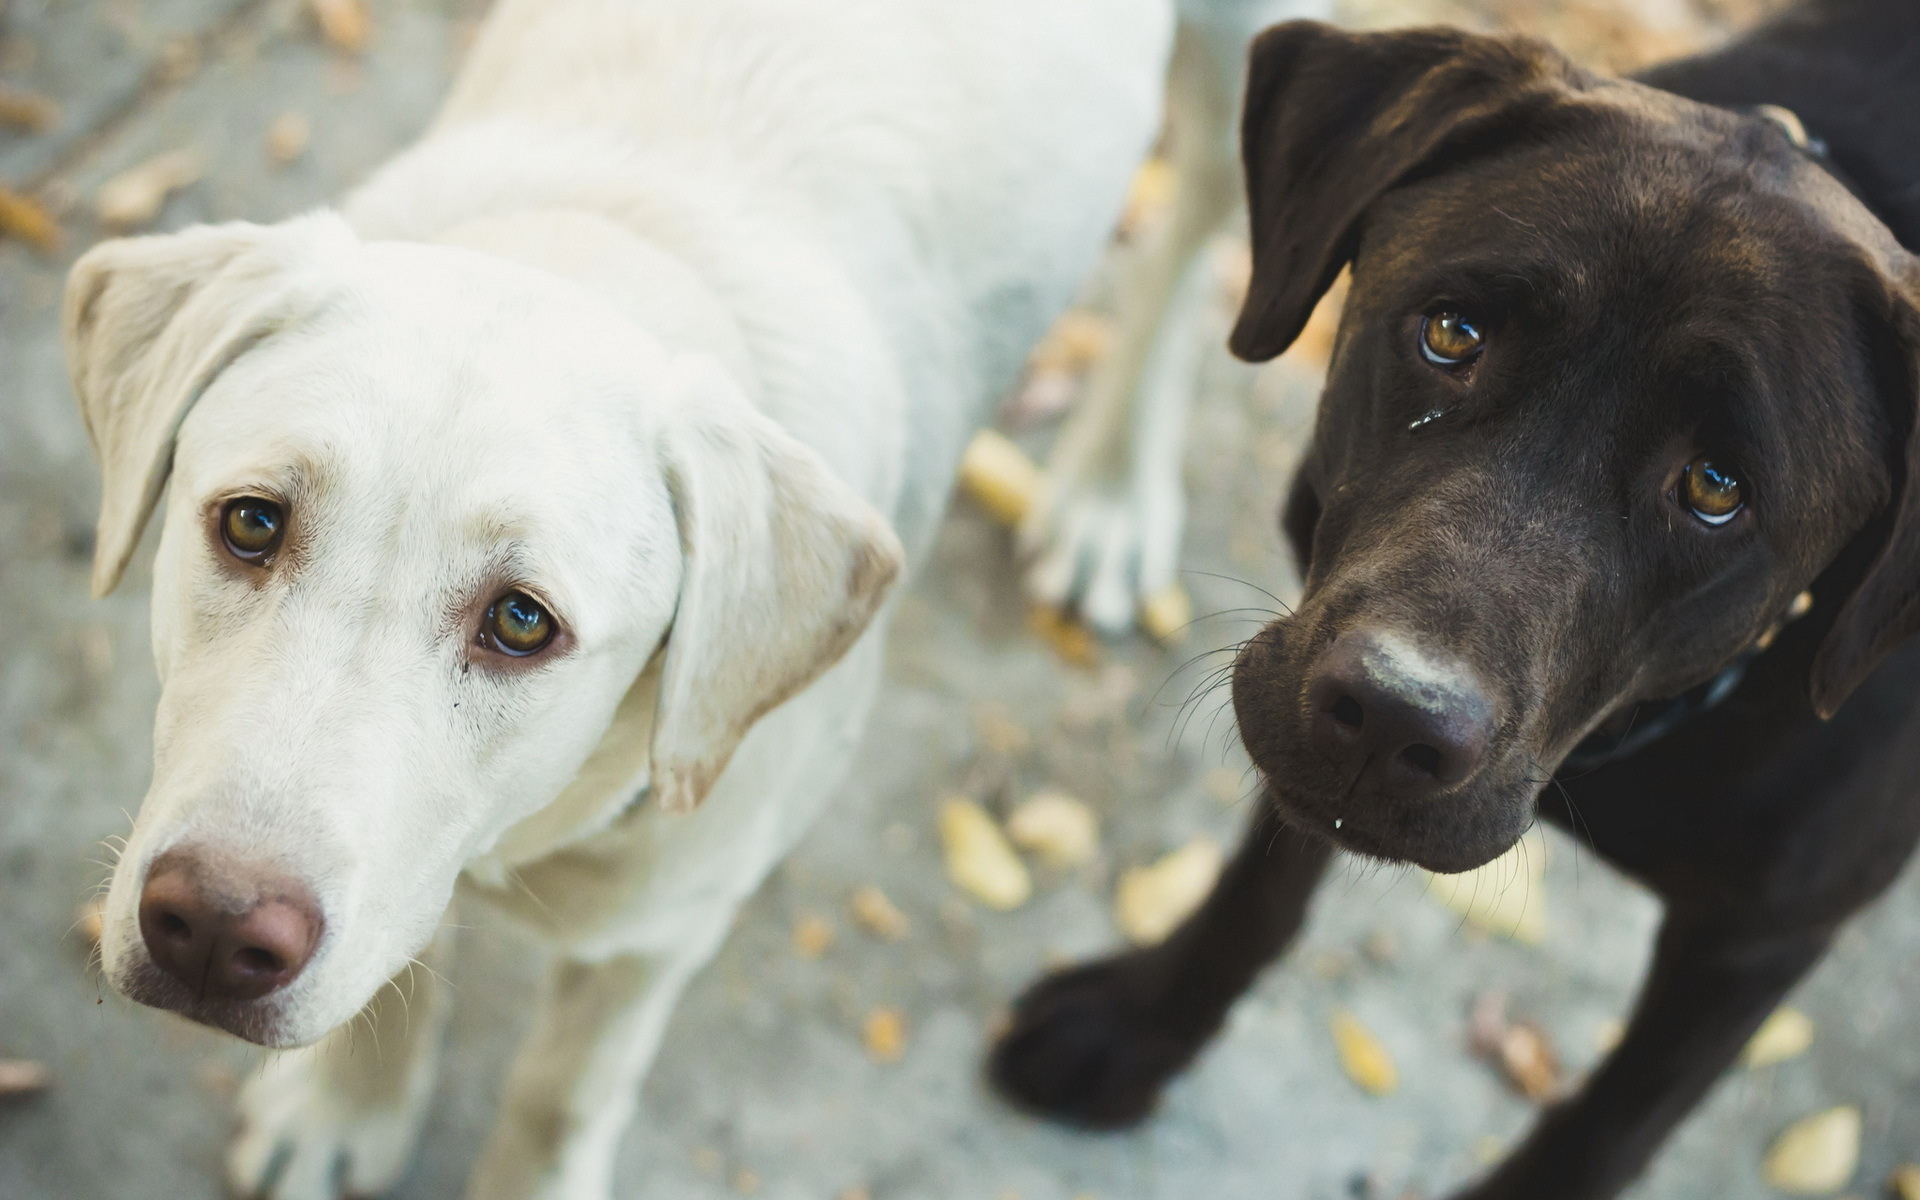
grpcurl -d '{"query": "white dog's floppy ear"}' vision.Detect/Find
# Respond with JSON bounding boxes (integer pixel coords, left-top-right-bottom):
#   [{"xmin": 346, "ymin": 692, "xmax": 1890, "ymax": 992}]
[
  {"xmin": 64, "ymin": 213, "xmax": 355, "ymax": 596},
  {"xmin": 649, "ymin": 364, "xmax": 904, "ymax": 813}
]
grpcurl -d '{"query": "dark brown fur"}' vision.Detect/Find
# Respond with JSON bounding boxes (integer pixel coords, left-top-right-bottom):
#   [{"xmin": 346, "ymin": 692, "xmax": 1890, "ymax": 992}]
[{"xmin": 991, "ymin": 3, "xmax": 1920, "ymax": 1195}]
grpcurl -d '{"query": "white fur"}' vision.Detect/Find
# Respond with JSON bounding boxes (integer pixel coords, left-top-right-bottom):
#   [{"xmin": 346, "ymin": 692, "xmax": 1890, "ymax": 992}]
[{"xmin": 67, "ymin": 1, "xmax": 1335, "ymax": 1195}]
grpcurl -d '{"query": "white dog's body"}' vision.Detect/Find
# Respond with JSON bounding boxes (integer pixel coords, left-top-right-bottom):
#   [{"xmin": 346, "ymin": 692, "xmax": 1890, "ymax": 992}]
[{"xmin": 71, "ymin": 0, "xmax": 1325, "ymax": 1195}]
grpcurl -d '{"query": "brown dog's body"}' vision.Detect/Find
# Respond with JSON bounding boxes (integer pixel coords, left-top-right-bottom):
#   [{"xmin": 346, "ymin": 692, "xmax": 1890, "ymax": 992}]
[{"xmin": 993, "ymin": 2, "xmax": 1920, "ymax": 1195}]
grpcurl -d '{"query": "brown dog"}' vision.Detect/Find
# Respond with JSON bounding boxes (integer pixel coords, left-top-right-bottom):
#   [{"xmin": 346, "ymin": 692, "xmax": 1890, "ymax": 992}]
[{"xmin": 992, "ymin": 1, "xmax": 1920, "ymax": 1195}]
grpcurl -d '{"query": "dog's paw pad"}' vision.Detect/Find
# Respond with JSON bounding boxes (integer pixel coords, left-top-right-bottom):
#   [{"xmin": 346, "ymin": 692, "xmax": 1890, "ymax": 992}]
[{"xmin": 987, "ymin": 957, "xmax": 1202, "ymax": 1128}]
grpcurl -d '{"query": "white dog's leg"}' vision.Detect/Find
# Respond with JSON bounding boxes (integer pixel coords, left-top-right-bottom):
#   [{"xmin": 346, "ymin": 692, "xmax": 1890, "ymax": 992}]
[
  {"xmin": 1023, "ymin": 18, "xmax": 1242, "ymax": 635},
  {"xmin": 227, "ymin": 921, "xmax": 456, "ymax": 1200},
  {"xmin": 464, "ymin": 916, "xmax": 732, "ymax": 1200}
]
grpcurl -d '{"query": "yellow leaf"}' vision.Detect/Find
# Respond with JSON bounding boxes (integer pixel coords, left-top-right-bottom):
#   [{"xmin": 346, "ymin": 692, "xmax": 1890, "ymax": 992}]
[
  {"xmin": 1005, "ymin": 790, "xmax": 1099, "ymax": 869},
  {"xmin": 0, "ymin": 186, "xmax": 61, "ymax": 252},
  {"xmin": 1330, "ymin": 1009, "xmax": 1398, "ymax": 1096},
  {"xmin": 1140, "ymin": 583, "xmax": 1192, "ymax": 646},
  {"xmin": 1763, "ymin": 1106, "xmax": 1860, "ymax": 1195},
  {"xmin": 1888, "ymin": 1163, "xmax": 1920, "ymax": 1200},
  {"xmin": 849, "ymin": 885, "xmax": 910, "ymax": 940},
  {"xmin": 1743, "ymin": 1007, "xmax": 1814, "ymax": 1068},
  {"xmin": 862, "ymin": 1007, "xmax": 907, "ymax": 1063},
  {"xmin": 939, "ymin": 798, "xmax": 1031, "ymax": 910},
  {"xmin": 1114, "ymin": 838, "xmax": 1221, "ymax": 945},
  {"xmin": 958, "ymin": 429, "xmax": 1040, "ymax": 527}
]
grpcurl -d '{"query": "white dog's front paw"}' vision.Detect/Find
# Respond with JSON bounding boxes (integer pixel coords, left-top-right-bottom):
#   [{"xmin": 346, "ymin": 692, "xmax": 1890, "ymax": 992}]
[
  {"xmin": 1020, "ymin": 470, "xmax": 1184, "ymax": 636},
  {"xmin": 227, "ymin": 1047, "xmax": 429, "ymax": 1200}
]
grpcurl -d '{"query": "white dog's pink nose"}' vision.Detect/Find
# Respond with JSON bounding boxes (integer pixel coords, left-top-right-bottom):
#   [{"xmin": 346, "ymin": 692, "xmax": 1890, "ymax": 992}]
[{"xmin": 137, "ymin": 850, "xmax": 323, "ymax": 1001}]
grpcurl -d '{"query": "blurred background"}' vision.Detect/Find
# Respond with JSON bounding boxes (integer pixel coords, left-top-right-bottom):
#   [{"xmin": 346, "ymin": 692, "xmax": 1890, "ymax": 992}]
[{"xmin": 0, "ymin": 0, "xmax": 1913, "ymax": 1197}]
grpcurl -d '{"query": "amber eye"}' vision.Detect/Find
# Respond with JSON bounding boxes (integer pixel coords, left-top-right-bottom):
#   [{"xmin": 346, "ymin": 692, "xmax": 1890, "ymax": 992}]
[
  {"xmin": 220, "ymin": 497, "xmax": 284, "ymax": 562},
  {"xmin": 485, "ymin": 591, "xmax": 556, "ymax": 656},
  {"xmin": 1420, "ymin": 311, "xmax": 1485, "ymax": 366},
  {"xmin": 1682, "ymin": 456, "xmax": 1744, "ymax": 525}
]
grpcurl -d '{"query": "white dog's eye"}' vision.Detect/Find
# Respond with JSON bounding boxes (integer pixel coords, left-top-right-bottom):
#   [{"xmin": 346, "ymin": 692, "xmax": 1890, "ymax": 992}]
[
  {"xmin": 485, "ymin": 591, "xmax": 556, "ymax": 656},
  {"xmin": 220, "ymin": 497, "xmax": 285, "ymax": 563}
]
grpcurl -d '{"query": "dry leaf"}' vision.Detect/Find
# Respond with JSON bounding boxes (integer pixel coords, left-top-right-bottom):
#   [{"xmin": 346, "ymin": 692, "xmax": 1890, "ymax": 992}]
[
  {"xmin": 96, "ymin": 149, "xmax": 202, "ymax": 232},
  {"xmin": 849, "ymin": 885, "xmax": 910, "ymax": 940},
  {"xmin": 1028, "ymin": 309, "xmax": 1113, "ymax": 375},
  {"xmin": 862, "ymin": 1007, "xmax": 906, "ymax": 1063},
  {"xmin": 959, "ymin": 429, "xmax": 1040, "ymax": 527},
  {"xmin": 1005, "ymin": 790, "xmax": 1099, "ymax": 869},
  {"xmin": 1763, "ymin": 1106, "xmax": 1861, "ymax": 1194},
  {"xmin": 1120, "ymin": 157, "xmax": 1177, "ymax": 238},
  {"xmin": 265, "ymin": 112, "xmax": 310, "ymax": 165},
  {"xmin": 1497, "ymin": 1023, "xmax": 1562, "ymax": 1102},
  {"xmin": 1139, "ymin": 583, "xmax": 1191, "ymax": 645},
  {"xmin": 792, "ymin": 913, "xmax": 834, "ymax": 959},
  {"xmin": 1330, "ymin": 1009, "xmax": 1398, "ymax": 1096},
  {"xmin": 1422, "ymin": 828, "xmax": 1547, "ymax": 943},
  {"xmin": 0, "ymin": 84, "xmax": 58, "ymax": 133},
  {"xmin": 1114, "ymin": 838, "xmax": 1221, "ymax": 945},
  {"xmin": 0, "ymin": 1060, "xmax": 49, "ymax": 1096},
  {"xmin": 0, "ymin": 185, "xmax": 61, "ymax": 252},
  {"xmin": 75, "ymin": 895, "xmax": 105, "ymax": 946},
  {"xmin": 939, "ymin": 797, "xmax": 1032, "ymax": 910},
  {"xmin": 1889, "ymin": 1164, "xmax": 1920, "ymax": 1200},
  {"xmin": 1027, "ymin": 605, "xmax": 1099, "ymax": 668},
  {"xmin": 1743, "ymin": 1006, "xmax": 1814, "ymax": 1068},
  {"xmin": 309, "ymin": 0, "xmax": 371, "ymax": 52}
]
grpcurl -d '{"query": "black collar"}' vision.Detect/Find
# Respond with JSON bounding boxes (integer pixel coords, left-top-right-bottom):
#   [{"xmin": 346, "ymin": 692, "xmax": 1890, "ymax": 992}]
[{"xmin": 1561, "ymin": 591, "xmax": 1813, "ymax": 774}]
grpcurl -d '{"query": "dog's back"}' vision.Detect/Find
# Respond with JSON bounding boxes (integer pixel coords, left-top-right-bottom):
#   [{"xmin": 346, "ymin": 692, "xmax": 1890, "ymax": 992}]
[{"xmin": 1639, "ymin": 0, "xmax": 1920, "ymax": 248}]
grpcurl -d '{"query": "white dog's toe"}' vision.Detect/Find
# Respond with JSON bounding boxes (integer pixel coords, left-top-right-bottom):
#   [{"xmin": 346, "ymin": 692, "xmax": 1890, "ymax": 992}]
[
  {"xmin": 1021, "ymin": 475, "xmax": 1183, "ymax": 637},
  {"xmin": 227, "ymin": 1049, "xmax": 425, "ymax": 1200}
]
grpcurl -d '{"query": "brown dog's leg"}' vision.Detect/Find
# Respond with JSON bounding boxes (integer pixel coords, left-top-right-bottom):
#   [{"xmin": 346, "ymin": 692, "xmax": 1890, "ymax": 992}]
[
  {"xmin": 989, "ymin": 801, "xmax": 1332, "ymax": 1126},
  {"xmin": 1456, "ymin": 910, "xmax": 1831, "ymax": 1200}
]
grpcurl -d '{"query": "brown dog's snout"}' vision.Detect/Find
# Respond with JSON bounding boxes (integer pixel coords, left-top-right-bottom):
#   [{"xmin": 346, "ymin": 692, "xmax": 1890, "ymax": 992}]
[
  {"xmin": 137, "ymin": 850, "xmax": 322, "ymax": 1002},
  {"xmin": 1306, "ymin": 628, "xmax": 1494, "ymax": 791}
]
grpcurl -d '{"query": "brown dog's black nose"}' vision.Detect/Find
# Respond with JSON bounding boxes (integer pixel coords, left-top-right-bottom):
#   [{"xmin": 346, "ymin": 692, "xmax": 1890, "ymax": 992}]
[
  {"xmin": 1306, "ymin": 628, "xmax": 1494, "ymax": 790},
  {"xmin": 137, "ymin": 850, "xmax": 322, "ymax": 1001}
]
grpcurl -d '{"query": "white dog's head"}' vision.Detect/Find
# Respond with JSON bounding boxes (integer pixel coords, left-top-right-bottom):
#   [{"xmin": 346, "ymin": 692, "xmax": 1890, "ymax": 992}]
[{"xmin": 70, "ymin": 213, "xmax": 901, "ymax": 1046}]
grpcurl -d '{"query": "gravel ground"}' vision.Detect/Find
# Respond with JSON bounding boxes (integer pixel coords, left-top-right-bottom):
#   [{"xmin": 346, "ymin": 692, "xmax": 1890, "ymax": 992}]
[{"xmin": 0, "ymin": 2, "xmax": 1914, "ymax": 1198}]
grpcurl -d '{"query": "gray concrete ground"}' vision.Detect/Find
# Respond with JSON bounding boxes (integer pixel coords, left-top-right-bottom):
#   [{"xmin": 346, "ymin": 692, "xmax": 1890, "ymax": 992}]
[{"xmin": 0, "ymin": 2, "xmax": 1915, "ymax": 1198}]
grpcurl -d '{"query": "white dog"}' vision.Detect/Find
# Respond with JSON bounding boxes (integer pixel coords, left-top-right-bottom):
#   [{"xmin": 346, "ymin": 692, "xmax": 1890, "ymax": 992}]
[{"xmin": 71, "ymin": 0, "xmax": 1325, "ymax": 1196}]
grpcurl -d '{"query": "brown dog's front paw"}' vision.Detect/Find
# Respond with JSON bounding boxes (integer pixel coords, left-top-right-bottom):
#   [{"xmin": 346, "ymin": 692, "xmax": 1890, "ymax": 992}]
[{"xmin": 987, "ymin": 956, "xmax": 1205, "ymax": 1128}]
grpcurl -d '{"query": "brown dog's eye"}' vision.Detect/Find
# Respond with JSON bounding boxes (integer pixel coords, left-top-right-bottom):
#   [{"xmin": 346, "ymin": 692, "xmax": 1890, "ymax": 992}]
[
  {"xmin": 1683, "ymin": 456, "xmax": 1744, "ymax": 525},
  {"xmin": 1420, "ymin": 312, "xmax": 1484, "ymax": 366},
  {"xmin": 485, "ymin": 591, "xmax": 556, "ymax": 656},
  {"xmin": 221, "ymin": 498, "xmax": 284, "ymax": 562}
]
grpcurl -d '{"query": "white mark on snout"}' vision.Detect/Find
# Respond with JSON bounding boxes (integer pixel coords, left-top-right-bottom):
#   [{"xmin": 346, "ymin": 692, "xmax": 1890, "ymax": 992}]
[
  {"xmin": 1334, "ymin": 818, "xmax": 1343, "ymax": 829},
  {"xmin": 1363, "ymin": 631, "xmax": 1482, "ymax": 715}
]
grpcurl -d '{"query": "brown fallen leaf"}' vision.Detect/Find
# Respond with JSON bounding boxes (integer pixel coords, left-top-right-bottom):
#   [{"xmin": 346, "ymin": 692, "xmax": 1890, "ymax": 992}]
[
  {"xmin": 309, "ymin": 0, "xmax": 372, "ymax": 53},
  {"xmin": 1497, "ymin": 1022, "xmax": 1562, "ymax": 1102},
  {"xmin": 0, "ymin": 185, "xmax": 61, "ymax": 252},
  {"xmin": 1889, "ymin": 1163, "xmax": 1920, "ymax": 1200},
  {"xmin": 75, "ymin": 895, "xmax": 105, "ymax": 946},
  {"xmin": 1330, "ymin": 1009, "xmax": 1398, "ymax": 1096},
  {"xmin": 96, "ymin": 149, "xmax": 202, "ymax": 232},
  {"xmin": 0, "ymin": 84, "xmax": 59, "ymax": 133},
  {"xmin": 1026, "ymin": 605, "xmax": 1099, "ymax": 668},
  {"xmin": 265, "ymin": 112, "xmax": 311, "ymax": 165},
  {"xmin": 0, "ymin": 1060, "xmax": 49, "ymax": 1096},
  {"xmin": 862, "ymin": 1007, "xmax": 906, "ymax": 1063},
  {"xmin": 791, "ymin": 912, "xmax": 834, "ymax": 959},
  {"xmin": 849, "ymin": 885, "xmax": 910, "ymax": 940}
]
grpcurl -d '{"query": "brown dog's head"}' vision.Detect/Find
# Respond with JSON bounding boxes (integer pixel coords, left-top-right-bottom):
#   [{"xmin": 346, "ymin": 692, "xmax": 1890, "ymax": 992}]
[{"xmin": 1229, "ymin": 23, "xmax": 1920, "ymax": 872}]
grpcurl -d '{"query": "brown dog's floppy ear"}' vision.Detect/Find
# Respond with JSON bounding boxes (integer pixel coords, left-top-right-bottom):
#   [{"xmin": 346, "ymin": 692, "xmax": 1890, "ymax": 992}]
[
  {"xmin": 65, "ymin": 213, "xmax": 354, "ymax": 596},
  {"xmin": 1230, "ymin": 22, "xmax": 1583, "ymax": 361},
  {"xmin": 648, "ymin": 361, "xmax": 904, "ymax": 813},
  {"xmin": 1809, "ymin": 253, "xmax": 1920, "ymax": 719}
]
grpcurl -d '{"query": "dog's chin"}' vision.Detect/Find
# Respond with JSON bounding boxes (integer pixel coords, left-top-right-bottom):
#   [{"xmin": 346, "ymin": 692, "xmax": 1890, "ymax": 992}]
[
  {"xmin": 112, "ymin": 957, "xmax": 335, "ymax": 1049},
  {"xmin": 1260, "ymin": 762, "xmax": 1535, "ymax": 874}
]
